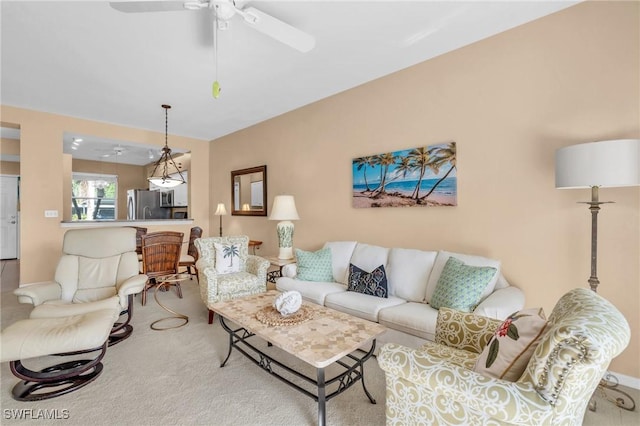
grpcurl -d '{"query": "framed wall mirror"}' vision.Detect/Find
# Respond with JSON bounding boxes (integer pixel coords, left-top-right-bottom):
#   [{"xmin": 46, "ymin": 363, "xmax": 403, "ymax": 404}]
[{"xmin": 231, "ymin": 165, "xmax": 267, "ymax": 216}]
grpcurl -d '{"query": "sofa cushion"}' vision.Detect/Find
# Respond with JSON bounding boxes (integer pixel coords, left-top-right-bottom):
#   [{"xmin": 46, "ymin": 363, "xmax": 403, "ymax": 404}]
[
  {"xmin": 430, "ymin": 257, "xmax": 497, "ymax": 312},
  {"xmin": 418, "ymin": 339, "xmax": 481, "ymax": 370},
  {"xmin": 474, "ymin": 286, "xmax": 525, "ymax": 320},
  {"xmin": 294, "ymin": 248, "xmax": 334, "ymax": 282},
  {"xmin": 473, "ymin": 307, "xmax": 548, "ymax": 382},
  {"xmin": 378, "ymin": 302, "xmax": 439, "ymax": 341},
  {"xmin": 387, "ymin": 248, "xmax": 437, "ymax": 302},
  {"xmin": 325, "ymin": 291, "xmax": 405, "ymax": 322},
  {"xmin": 347, "ymin": 263, "xmax": 388, "ymax": 298},
  {"xmin": 425, "ymin": 251, "xmax": 501, "ymax": 303},
  {"xmin": 275, "ymin": 277, "xmax": 346, "ymax": 306},
  {"xmin": 350, "ymin": 243, "xmax": 390, "ymax": 277},
  {"xmin": 323, "ymin": 241, "xmax": 357, "ymax": 284}
]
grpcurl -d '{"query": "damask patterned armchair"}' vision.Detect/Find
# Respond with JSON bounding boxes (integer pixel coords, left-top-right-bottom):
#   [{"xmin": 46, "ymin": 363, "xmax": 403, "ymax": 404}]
[
  {"xmin": 378, "ymin": 288, "xmax": 630, "ymax": 425},
  {"xmin": 195, "ymin": 235, "xmax": 269, "ymax": 324}
]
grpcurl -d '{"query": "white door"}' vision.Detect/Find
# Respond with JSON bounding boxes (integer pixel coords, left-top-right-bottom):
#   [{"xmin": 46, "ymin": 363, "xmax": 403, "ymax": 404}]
[{"xmin": 0, "ymin": 176, "xmax": 19, "ymax": 259}]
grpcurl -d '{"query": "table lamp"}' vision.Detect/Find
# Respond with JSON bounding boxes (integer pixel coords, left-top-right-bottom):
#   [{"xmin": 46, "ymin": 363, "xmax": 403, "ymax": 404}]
[
  {"xmin": 214, "ymin": 203, "xmax": 227, "ymax": 237},
  {"xmin": 269, "ymin": 195, "xmax": 300, "ymax": 259}
]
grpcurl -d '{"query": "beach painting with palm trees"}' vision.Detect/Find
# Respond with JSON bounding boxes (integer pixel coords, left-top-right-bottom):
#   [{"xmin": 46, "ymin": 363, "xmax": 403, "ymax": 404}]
[{"xmin": 352, "ymin": 142, "xmax": 457, "ymax": 208}]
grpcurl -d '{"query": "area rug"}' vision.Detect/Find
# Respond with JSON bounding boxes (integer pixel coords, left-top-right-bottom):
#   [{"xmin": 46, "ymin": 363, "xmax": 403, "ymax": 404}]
[{"xmin": 0, "ymin": 279, "xmax": 387, "ymax": 425}]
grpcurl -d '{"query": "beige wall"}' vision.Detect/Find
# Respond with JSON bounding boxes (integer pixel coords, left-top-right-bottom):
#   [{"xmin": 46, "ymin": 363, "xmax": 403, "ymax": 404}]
[
  {"xmin": 0, "ymin": 105, "xmax": 211, "ymax": 284},
  {"xmin": 1, "ymin": 138, "xmax": 20, "ymax": 175},
  {"xmin": 0, "ymin": 161, "xmax": 20, "ymax": 175},
  {"xmin": 1, "ymin": 138, "xmax": 20, "ymax": 155},
  {"xmin": 210, "ymin": 2, "xmax": 639, "ymax": 378}
]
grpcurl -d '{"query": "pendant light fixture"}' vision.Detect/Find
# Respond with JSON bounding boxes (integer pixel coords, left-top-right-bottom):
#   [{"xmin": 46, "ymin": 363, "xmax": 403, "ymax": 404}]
[{"xmin": 148, "ymin": 104, "xmax": 186, "ymax": 188}]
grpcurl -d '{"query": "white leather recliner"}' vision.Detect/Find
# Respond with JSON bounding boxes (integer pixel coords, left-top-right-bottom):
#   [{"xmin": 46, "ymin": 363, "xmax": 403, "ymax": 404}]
[{"xmin": 13, "ymin": 227, "xmax": 148, "ymax": 344}]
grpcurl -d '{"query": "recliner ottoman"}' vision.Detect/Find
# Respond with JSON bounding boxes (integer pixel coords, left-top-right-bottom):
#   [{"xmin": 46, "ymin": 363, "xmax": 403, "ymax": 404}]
[{"xmin": 1, "ymin": 297, "xmax": 120, "ymax": 401}]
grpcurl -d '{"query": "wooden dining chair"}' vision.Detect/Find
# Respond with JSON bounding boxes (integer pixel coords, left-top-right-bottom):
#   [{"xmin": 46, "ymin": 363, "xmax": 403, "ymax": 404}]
[
  {"xmin": 140, "ymin": 231, "xmax": 184, "ymax": 306},
  {"xmin": 130, "ymin": 226, "xmax": 147, "ymax": 254},
  {"xmin": 179, "ymin": 226, "xmax": 203, "ymax": 279}
]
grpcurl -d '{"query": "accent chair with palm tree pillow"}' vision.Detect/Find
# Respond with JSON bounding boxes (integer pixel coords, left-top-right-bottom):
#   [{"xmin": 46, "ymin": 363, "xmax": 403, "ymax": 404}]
[{"xmin": 195, "ymin": 235, "xmax": 269, "ymax": 324}]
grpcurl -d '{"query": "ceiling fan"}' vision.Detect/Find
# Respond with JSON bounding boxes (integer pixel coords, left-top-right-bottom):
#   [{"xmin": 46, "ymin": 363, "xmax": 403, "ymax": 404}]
[
  {"xmin": 97, "ymin": 144, "xmax": 128, "ymax": 159},
  {"xmin": 109, "ymin": 0, "xmax": 316, "ymax": 53}
]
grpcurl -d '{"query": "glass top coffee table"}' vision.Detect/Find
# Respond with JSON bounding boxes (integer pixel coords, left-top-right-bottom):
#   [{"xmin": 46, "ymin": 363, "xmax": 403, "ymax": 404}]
[{"xmin": 210, "ymin": 290, "xmax": 386, "ymax": 426}]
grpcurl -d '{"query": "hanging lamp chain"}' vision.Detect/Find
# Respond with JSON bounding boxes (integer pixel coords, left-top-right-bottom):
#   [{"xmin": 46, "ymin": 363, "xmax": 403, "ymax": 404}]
[
  {"xmin": 148, "ymin": 104, "xmax": 185, "ymax": 187},
  {"xmin": 163, "ymin": 104, "xmax": 170, "ymax": 179}
]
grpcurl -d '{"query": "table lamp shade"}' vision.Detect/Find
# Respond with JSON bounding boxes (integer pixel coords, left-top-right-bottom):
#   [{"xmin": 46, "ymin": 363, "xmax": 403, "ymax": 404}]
[
  {"xmin": 555, "ymin": 139, "xmax": 640, "ymax": 189},
  {"xmin": 214, "ymin": 203, "xmax": 227, "ymax": 216},
  {"xmin": 269, "ymin": 195, "xmax": 300, "ymax": 221}
]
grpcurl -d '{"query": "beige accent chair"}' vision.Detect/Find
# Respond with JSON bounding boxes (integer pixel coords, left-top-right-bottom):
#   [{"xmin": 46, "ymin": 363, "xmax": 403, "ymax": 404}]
[
  {"xmin": 195, "ymin": 235, "xmax": 269, "ymax": 324},
  {"xmin": 13, "ymin": 227, "xmax": 148, "ymax": 344},
  {"xmin": 378, "ymin": 288, "xmax": 630, "ymax": 425}
]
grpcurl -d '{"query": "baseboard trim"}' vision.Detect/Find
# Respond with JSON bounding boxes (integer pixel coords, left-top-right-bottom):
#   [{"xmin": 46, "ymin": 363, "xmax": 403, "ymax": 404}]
[{"xmin": 607, "ymin": 371, "xmax": 640, "ymax": 390}]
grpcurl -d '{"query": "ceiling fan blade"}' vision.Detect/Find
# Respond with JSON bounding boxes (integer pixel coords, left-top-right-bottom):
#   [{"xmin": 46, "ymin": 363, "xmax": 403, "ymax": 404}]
[
  {"xmin": 109, "ymin": 1, "xmax": 187, "ymax": 13},
  {"xmin": 241, "ymin": 7, "xmax": 315, "ymax": 53}
]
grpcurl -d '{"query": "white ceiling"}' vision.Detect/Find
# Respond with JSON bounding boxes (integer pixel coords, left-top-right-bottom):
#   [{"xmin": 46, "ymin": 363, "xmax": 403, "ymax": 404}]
[{"xmin": 1, "ymin": 1, "xmax": 579, "ymax": 164}]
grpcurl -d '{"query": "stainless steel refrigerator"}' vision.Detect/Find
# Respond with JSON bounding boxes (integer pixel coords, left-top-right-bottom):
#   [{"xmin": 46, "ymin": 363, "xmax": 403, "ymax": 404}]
[{"xmin": 126, "ymin": 189, "xmax": 170, "ymax": 220}]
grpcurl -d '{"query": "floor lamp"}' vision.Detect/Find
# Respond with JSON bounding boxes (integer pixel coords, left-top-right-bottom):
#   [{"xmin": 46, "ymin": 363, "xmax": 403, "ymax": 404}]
[
  {"xmin": 214, "ymin": 203, "xmax": 227, "ymax": 237},
  {"xmin": 555, "ymin": 138, "xmax": 639, "ymax": 412}
]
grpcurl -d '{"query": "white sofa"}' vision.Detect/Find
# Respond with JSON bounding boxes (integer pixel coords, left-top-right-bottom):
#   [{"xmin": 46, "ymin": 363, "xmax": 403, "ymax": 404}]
[{"xmin": 276, "ymin": 241, "xmax": 525, "ymax": 347}]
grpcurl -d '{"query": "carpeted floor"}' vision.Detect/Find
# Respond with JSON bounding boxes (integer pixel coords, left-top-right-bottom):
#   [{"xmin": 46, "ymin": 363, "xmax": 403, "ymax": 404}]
[
  {"xmin": 0, "ymin": 278, "xmax": 387, "ymax": 425},
  {"xmin": 2, "ymin": 261, "xmax": 639, "ymax": 425}
]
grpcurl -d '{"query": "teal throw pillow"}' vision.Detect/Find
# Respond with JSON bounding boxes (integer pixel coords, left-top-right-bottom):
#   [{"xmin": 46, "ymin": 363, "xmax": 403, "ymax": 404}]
[
  {"xmin": 295, "ymin": 248, "xmax": 333, "ymax": 282},
  {"xmin": 430, "ymin": 257, "xmax": 497, "ymax": 312}
]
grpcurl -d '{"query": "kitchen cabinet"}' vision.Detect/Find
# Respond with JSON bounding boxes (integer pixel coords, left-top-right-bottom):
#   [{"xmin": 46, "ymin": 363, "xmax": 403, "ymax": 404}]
[{"xmin": 172, "ymin": 171, "xmax": 188, "ymax": 206}]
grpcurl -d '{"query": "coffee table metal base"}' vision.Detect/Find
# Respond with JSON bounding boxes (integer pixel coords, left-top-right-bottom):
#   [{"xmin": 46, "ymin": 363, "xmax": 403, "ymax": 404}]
[{"xmin": 218, "ymin": 316, "xmax": 376, "ymax": 426}]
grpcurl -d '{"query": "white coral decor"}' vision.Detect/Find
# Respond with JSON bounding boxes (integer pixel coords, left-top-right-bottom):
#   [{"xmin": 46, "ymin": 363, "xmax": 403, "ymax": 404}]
[{"xmin": 274, "ymin": 291, "xmax": 302, "ymax": 316}]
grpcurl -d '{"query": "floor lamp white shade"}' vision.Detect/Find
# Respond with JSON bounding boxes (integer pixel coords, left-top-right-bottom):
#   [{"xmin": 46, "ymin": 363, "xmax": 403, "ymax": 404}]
[
  {"xmin": 269, "ymin": 195, "xmax": 300, "ymax": 259},
  {"xmin": 214, "ymin": 203, "xmax": 227, "ymax": 237},
  {"xmin": 555, "ymin": 139, "xmax": 640, "ymax": 189},
  {"xmin": 555, "ymin": 139, "xmax": 640, "ymax": 292}
]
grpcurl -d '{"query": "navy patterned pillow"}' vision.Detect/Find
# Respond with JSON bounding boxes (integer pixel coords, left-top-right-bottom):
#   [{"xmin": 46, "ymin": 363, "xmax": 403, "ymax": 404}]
[{"xmin": 347, "ymin": 263, "xmax": 388, "ymax": 298}]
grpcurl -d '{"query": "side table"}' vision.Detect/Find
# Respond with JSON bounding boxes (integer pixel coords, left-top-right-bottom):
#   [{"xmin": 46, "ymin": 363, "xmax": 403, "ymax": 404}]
[
  {"xmin": 150, "ymin": 273, "xmax": 190, "ymax": 331},
  {"xmin": 249, "ymin": 240, "xmax": 263, "ymax": 255},
  {"xmin": 264, "ymin": 256, "xmax": 296, "ymax": 283}
]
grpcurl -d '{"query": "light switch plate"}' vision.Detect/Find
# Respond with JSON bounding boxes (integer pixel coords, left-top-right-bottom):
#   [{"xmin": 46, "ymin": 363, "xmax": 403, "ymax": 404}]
[{"xmin": 44, "ymin": 210, "xmax": 59, "ymax": 218}]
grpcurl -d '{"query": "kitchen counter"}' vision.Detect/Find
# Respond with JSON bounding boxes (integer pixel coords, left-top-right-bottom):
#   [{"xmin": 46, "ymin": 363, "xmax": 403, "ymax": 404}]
[{"xmin": 60, "ymin": 219, "xmax": 194, "ymax": 228}]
